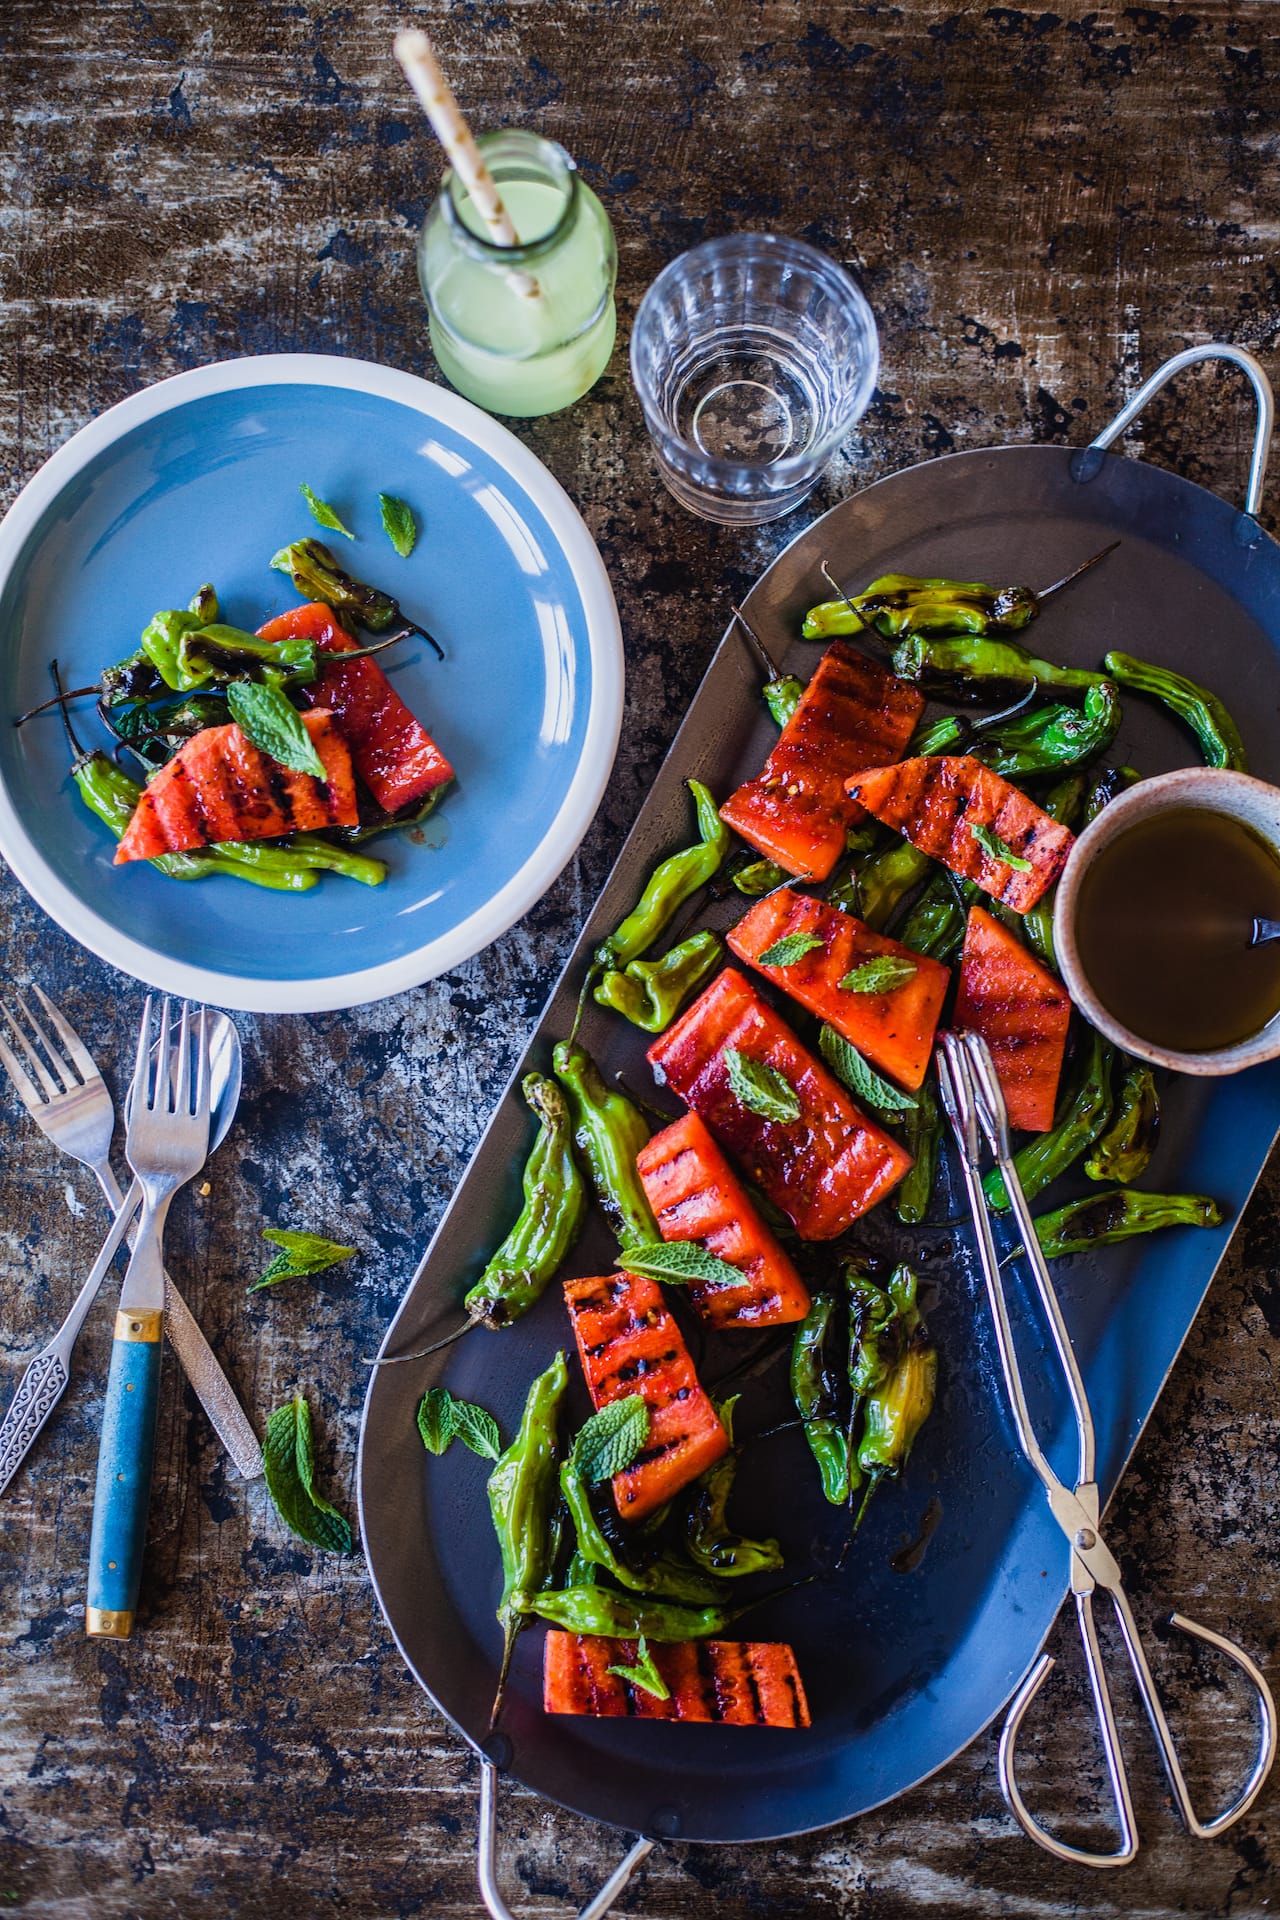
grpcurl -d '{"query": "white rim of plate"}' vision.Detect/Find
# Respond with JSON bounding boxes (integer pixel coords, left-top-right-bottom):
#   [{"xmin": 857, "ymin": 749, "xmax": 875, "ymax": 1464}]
[{"xmin": 0, "ymin": 354, "xmax": 624, "ymax": 1014}]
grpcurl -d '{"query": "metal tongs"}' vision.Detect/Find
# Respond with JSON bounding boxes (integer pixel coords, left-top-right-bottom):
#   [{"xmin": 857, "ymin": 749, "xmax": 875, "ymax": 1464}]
[{"xmin": 937, "ymin": 1030, "xmax": 1276, "ymax": 1867}]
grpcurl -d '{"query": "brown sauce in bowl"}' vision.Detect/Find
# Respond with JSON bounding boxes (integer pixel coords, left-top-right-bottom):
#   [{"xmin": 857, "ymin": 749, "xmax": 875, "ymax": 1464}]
[{"xmin": 1073, "ymin": 807, "xmax": 1280, "ymax": 1053}]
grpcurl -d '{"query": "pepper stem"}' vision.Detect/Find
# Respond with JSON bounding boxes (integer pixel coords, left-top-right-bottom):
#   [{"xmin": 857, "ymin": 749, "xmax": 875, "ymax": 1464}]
[
  {"xmin": 819, "ymin": 560, "xmax": 870, "ymax": 632},
  {"xmin": 15, "ymin": 682, "xmax": 100, "ymax": 726},
  {"xmin": 729, "ymin": 604, "xmax": 782, "ymax": 681},
  {"xmin": 50, "ymin": 660, "xmax": 90, "ymax": 764},
  {"xmin": 488, "ymin": 1616, "xmax": 521, "ymax": 1733},
  {"xmin": 1034, "ymin": 539, "xmax": 1120, "ymax": 604},
  {"xmin": 362, "ymin": 1314, "xmax": 480, "ymax": 1365}
]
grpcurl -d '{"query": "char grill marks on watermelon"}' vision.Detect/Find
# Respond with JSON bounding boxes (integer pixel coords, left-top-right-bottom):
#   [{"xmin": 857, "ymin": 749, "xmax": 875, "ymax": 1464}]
[
  {"xmin": 114, "ymin": 709, "xmax": 357, "ymax": 864},
  {"xmin": 647, "ymin": 968, "xmax": 912, "ymax": 1240},
  {"xmin": 719, "ymin": 639, "xmax": 925, "ymax": 882},
  {"xmin": 954, "ymin": 905, "xmax": 1072, "ymax": 1132},
  {"xmin": 257, "ymin": 602, "xmax": 454, "ymax": 814},
  {"xmin": 846, "ymin": 754, "xmax": 1074, "ymax": 913},
  {"xmin": 543, "ymin": 1633, "xmax": 811, "ymax": 1726},
  {"xmin": 636, "ymin": 1111, "xmax": 811, "ymax": 1329},
  {"xmin": 563, "ymin": 1271, "xmax": 728, "ymax": 1521},
  {"xmin": 728, "ymin": 887, "xmax": 949, "ymax": 1092}
]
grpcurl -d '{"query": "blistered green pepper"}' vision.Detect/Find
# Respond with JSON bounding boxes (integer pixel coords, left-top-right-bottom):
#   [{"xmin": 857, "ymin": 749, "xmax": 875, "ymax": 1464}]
[
  {"xmin": 1104, "ymin": 651, "xmax": 1247, "ymax": 773},
  {"xmin": 972, "ymin": 679, "xmax": 1121, "ymax": 778},
  {"xmin": 1084, "ymin": 1062, "xmax": 1160, "ymax": 1184},
  {"xmin": 188, "ymin": 582, "xmax": 219, "ymax": 624},
  {"xmin": 984, "ymin": 1027, "xmax": 1115, "ymax": 1212},
  {"xmin": 519, "ymin": 1584, "xmax": 744, "ymax": 1643},
  {"xmin": 463, "ymin": 1075, "xmax": 587, "ymax": 1330},
  {"xmin": 1022, "ymin": 774, "xmax": 1087, "ymax": 970},
  {"xmin": 138, "ymin": 610, "xmax": 317, "ymax": 694},
  {"xmin": 552, "ymin": 1041, "xmax": 658, "ymax": 1244},
  {"xmin": 596, "ymin": 780, "xmax": 729, "ymax": 969},
  {"xmin": 593, "ymin": 930, "xmax": 723, "ymax": 1033},
  {"xmin": 684, "ymin": 1397, "xmax": 784, "ymax": 1578},
  {"xmin": 895, "ymin": 1081, "xmax": 942, "ymax": 1226},
  {"xmin": 790, "ymin": 1295, "xmax": 850, "ymax": 1505},
  {"xmin": 890, "ymin": 631, "xmax": 1106, "ymax": 705},
  {"xmin": 764, "ymin": 674, "xmax": 805, "ymax": 729},
  {"xmin": 560, "ymin": 1463, "xmax": 727, "ymax": 1604},
  {"xmin": 802, "ymin": 573, "xmax": 1040, "ymax": 642},
  {"xmin": 488, "ymin": 1352, "xmax": 567, "ymax": 1717},
  {"xmin": 850, "ymin": 837, "xmax": 934, "ymax": 930},
  {"xmin": 271, "ymin": 538, "xmax": 402, "ymax": 632},
  {"xmin": 896, "ymin": 872, "xmax": 978, "ymax": 964},
  {"xmin": 1030, "ymin": 1189, "xmax": 1222, "ymax": 1259},
  {"xmin": 731, "ymin": 856, "xmax": 789, "ymax": 896},
  {"xmin": 1083, "ymin": 764, "xmax": 1141, "ymax": 825},
  {"xmin": 851, "ymin": 1266, "xmax": 936, "ymax": 1485}
]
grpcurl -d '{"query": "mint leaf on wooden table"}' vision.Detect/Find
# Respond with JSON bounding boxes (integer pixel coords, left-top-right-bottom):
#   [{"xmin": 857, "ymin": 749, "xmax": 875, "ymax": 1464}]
[
  {"xmin": 969, "ymin": 821, "xmax": 1032, "ymax": 873},
  {"xmin": 227, "ymin": 681, "xmax": 328, "ymax": 780},
  {"xmin": 758, "ymin": 931, "xmax": 824, "ymax": 967},
  {"xmin": 607, "ymin": 1634, "xmax": 671, "ymax": 1701},
  {"xmin": 839, "ymin": 955, "xmax": 918, "ymax": 994},
  {"xmin": 819, "ymin": 1026, "xmax": 917, "ymax": 1116},
  {"xmin": 570, "ymin": 1395, "xmax": 650, "ymax": 1484},
  {"xmin": 724, "ymin": 1047, "xmax": 801, "ymax": 1124},
  {"xmin": 617, "ymin": 1240, "xmax": 747, "ymax": 1289},
  {"xmin": 378, "ymin": 493, "xmax": 418, "ymax": 558},
  {"xmin": 300, "ymin": 482, "xmax": 353, "ymax": 538},
  {"xmin": 249, "ymin": 1227, "xmax": 356, "ymax": 1292},
  {"xmin": 263, "ymin": 1393, "xmax": 353, "ymax": 1553},
  {"xmin": 417, "ymin": 1386, "xmax": 502, "ymax": 1462}
]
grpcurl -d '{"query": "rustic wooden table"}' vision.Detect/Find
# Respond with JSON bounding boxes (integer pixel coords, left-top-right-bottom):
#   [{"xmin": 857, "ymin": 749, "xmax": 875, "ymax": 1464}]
[{"xmin": 2, "ymin": 3, "xmax": 1278, "ymax": 1915}]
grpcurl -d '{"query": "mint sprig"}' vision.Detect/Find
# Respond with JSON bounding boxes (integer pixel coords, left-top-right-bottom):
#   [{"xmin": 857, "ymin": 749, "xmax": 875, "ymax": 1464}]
[
  {"xmin": 227, "ymin": 680, "xmax": 327, "ymax": 780},
  {"xmin": 249, "ymin": 1227, "xmax": 355, "ymax": 1292},
  {"xmin": 378, "ymin": 492, "xmax": 417, "ymax": 557},
  {"xmin": 300, "ymin": 483, "xmax": 353, "ymax": 539},
  {"xmin": 839, "ymin": 955, "xmax": 918, "ymax": 995},
  {"xmin": 263, "ymin": 1392, "xmax": 353, "ymax": 1553},
  {"xmin": 417, "ymin": 1386, "xmax": 501, "ymax": 1461},
  {"xmin": 617, "ymin": 1240, "xmax": 748, "ymax": 1289},
  {"xmin": 758, "ymin": 930, "xmax": 824, "ymax": 967},
  {"xmin": 819, "ymin": 1025, "xmax": 917, "ymax": 1116},
  {"xmin": 570, "ymin": 1396, "xmax": 650, "ymax": 1484},
  {"xmin": 724, "ymin": 1047, "xmax": 801, "ymax": 1124},
  {"xmin": 607, "ymin": 1634, "xmax": 670, "ymax": 1701},
  {"xmin": 970, "ymin": 821, "xmax": 1033, "ymax": 873}
]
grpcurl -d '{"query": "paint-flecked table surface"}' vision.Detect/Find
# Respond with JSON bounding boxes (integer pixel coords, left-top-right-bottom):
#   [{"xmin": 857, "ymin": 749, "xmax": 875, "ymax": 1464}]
[{"xmin": 1, "ymin": 4, "xmax": 1278, "ymax": 1916}]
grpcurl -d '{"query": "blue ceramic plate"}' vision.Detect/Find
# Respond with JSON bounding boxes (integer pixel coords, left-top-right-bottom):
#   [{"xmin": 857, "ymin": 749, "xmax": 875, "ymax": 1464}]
[{"xmin": 0, "ymin": 356, "xmax": 623, "ymax": 1012}]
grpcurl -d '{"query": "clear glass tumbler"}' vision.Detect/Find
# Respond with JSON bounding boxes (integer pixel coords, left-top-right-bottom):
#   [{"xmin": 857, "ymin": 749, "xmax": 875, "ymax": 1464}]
[{"xmin": 630, "ymin": 233, "xmax": 879, "ymax": 525}]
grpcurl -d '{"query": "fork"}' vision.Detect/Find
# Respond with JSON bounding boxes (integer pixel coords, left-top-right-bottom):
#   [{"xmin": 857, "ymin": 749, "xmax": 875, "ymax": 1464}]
[
  {"xmin": 86, "ymin": 998, "xmax": 212, "ymax": 1639},
  {"xmin": 0, "ymin": 985, "xmax": 263, "ymax": 1485}
]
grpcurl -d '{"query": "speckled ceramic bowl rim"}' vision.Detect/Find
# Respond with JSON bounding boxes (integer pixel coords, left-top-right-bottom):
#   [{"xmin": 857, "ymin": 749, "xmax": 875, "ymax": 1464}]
[
  {"xmin": 1055, "ymin": 766, "xmax": 1280, "ymax": 1075},
  {"xmin": 0, "ymin": 354, "xmax": 624, "ymax": 1013}
]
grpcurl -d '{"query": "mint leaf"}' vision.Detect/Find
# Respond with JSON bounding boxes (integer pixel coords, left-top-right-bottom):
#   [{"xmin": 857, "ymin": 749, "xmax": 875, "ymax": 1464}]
[
  {"xmin": 819, "ymin": 1025, "xmax": 917, "ymax": 1116},
  {"xmin": 249, "ymin": 1226, "xmax": 356, "ymax": 1292},
  {"xmin": 607, "ymin": 1634, "xmax": 670, "ymax": 1701},
  {"xmin": 417, "ymin": 1386, "xmax": 501, "ymax": 1461},
  {"xmin": 300, "ymin": 483, "xmax": 353, "ymax": 538},
  {"xmin": 227, "ymin": 680, "xmax": 327, "ymax": 780},
  {"xmin": 570, "ymin": 1395, "xmax": 650, "ymax": 1484},
  {"xmin": 618, "ymin": 1239, "xmax": 748, "ymax": 1289},
  {"xmin": 839, "ymin": 955, "xmax": 918, "ymax": 995},
  {"xmin": 378, "ymin": 492, "xmax": 417, "ymax": 558},
  {"xmin": 970, "ymin": 821, "xmax": 1033, "ymax": 873},
  {"xmin": 263, "ymin": 1393, "xmax": 353, "ymax": 1553},
  {"xmin": 724, "ymin": 1047, "xmax": 801, "ymax": 1124},
  {"xmin": 758, "ymin": 930, "xmax": 824, "ymax": 967}
]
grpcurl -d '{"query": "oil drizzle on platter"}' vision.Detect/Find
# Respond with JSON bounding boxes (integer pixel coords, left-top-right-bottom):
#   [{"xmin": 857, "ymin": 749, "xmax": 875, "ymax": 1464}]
[{"xmin": 890, "ymin": 1496, "xmax": 943, "ymax": 1574}]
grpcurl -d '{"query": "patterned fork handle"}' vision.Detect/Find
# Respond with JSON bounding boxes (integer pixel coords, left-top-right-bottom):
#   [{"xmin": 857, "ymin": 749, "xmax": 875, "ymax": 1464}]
[{"xmin": 0, "ymin": 1195, "xmax": 137, "ymax": 1497}]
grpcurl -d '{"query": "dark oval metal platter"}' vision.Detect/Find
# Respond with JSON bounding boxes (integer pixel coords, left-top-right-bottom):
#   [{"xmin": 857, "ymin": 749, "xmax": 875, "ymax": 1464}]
[{"xmin": 359, "ymin": 443, "xmax": 1280, "ymax": 1846}]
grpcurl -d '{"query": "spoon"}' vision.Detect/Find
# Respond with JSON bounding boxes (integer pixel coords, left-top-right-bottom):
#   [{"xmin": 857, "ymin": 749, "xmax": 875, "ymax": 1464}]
[{"xmin": 1251, "ymin": 919, "xmax": 1280, "ymax": 946}]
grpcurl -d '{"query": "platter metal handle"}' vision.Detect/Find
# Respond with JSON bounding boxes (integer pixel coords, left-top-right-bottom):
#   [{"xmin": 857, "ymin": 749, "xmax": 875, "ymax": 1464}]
[
  {"xmin": 477, "ymin": 1757, "xmax": 656, "ymax": 1920},
  {"xmin": 1071, "ymin": 342, "xmax": 1274, "ymax": 540}
]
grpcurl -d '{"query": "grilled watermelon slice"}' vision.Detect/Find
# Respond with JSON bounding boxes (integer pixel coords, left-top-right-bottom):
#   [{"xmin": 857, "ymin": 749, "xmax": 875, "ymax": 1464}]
[
  {"xmin": 954, "ymin": 905, "xmax": 1072, "ymax": 1131},
  {"xmin": 114, "ymin": 709, "xmax": 357, "ymax": 864},
  {"xmin": 544, "ymin": 1633, "xmax": 811, "ymax": 1725}
]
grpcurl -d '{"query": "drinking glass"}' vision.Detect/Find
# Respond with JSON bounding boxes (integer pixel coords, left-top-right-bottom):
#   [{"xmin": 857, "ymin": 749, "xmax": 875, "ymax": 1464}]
[{"xmin": 630, "ymin": 233, "xmax": 879, "ymax": 525}]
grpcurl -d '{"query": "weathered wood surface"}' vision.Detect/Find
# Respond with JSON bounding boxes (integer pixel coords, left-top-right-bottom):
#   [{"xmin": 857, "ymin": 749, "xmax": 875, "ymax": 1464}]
[{"xmin": 1, "ymin": 2, "xmax": 1278, "ymax": 1914}]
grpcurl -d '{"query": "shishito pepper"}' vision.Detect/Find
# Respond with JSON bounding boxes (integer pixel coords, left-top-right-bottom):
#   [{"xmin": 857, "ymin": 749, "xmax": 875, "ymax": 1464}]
[
  {"xmin": 271, "ymin": 537, "xmax": 420, "ymax": 636},
  {"xmin": 850, "ymin": 1266, "xmax": 937, "ymax": 1493},
  {"xmin": 731, "ymin": 855, "xmax": 791, "ymax": 896},
  {"xmin": 1030, "ymin": 1189, "xmax": 1222, "ymax": 1259},
  {"xmin": 462, "ymin": 1074, "xmax": 587, "ymax": 1330},
  {"xmin": 847, "ymin": 836, "xmax": 934, "ymax": 930},
  {"xmin": 137, "ymin": 608, "xmax": 317, "ymax": 693},
  {"xmin": 969, "ymin": 679, "xmax": 1121, "ymax": 779},
  {"xmin": 983, "ymin": 1026, "xmax": 1115, "ymax": 1212},
  {"xmin": 593, "ymin": 930, "xmax": 723, "ymax": 1033},
  {"xmin": 1083, "ymin": 764, "xmax": 1141, "ymax": 825},
  {"xmin": 790, "ymin": 1295, "xmax": 852, "ymax": 1505},
  {"xmin": 518, "ymin": 1584, "xmax": 745, "ymax": 1643},
  {"xmin": 552, "ymin": 1041, "xmax": 658, "ymax": 1244},
  {"xmin": 559, "ymin": 1462, "xmax": 727, "ymax": 1605},
  {"xmin": 802, "ymin": 573, "xmax": 1041, "ymax": 642},
  {"xmin": 684, "ymin": 1397, "xmax": 784, "ymax": 1578},
  {"xmin": 894, "ymin": 1080, "xmax": 942, "ymax": 1226},
  {"xmin": 1084, "ymin": 1061, "xmax": 1161, "ymax": 1185},
  {"xmin": 1103, "ymin": 651, "xmax": 1248, "ymax": 773},
  {"xmin": 596, "ymin": 780, "xmax": 729, "ymax": 969},
  {"xmin": 487, "ymin": 1351, "xmax": 568, "ymax": 1720},
  {"xmin": 889, "ymin": 632, "xmax": 1106, "ymax": 705}
]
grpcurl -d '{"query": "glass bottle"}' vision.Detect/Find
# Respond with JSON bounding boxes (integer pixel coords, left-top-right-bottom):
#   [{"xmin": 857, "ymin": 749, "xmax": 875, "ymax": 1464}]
[{"xmin": 418, "ymin": 130, "xmax": 617, "ymax": 418}]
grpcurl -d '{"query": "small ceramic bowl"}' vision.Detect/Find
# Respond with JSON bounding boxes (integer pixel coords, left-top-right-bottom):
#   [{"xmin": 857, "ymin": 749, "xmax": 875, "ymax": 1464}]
[{"xmin": 1055, "ymin": 766, "xmax": 1280, "ymax": 1075}]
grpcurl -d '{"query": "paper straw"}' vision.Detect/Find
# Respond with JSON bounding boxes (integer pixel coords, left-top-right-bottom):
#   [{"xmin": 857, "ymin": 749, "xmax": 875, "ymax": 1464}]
[{"xmin": 394, "ymin": 30, "xmax": 541, "ymax": 301}]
